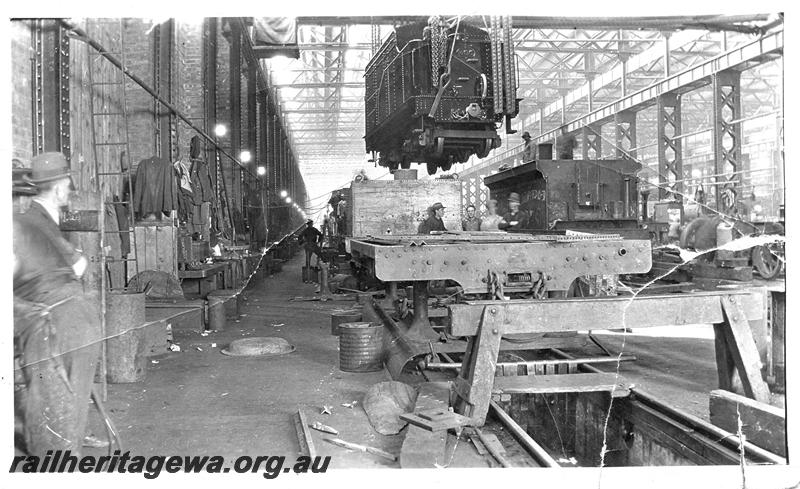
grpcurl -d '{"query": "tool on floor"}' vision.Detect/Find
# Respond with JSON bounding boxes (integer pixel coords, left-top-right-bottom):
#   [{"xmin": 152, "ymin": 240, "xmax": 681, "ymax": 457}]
[
  {"xmin": 309, "ymin": 421, "xmax": 338, "ymax": 435},
  {"xmin": 473, "ymin": 428, "xmax": 512, "ymax": 468},
  {"xmin": 467, "ymin": 430, "xmax": 498, "ymax": 467},
  {"xmin": 400, "ymin": 408, "xmax": 473, "ymax": 432},
  {"xmin": 293, "ymin": 408, "xmax": 317, "ymax": 458},
  {"xmin": 320, "ymin": 405, "xmax": 333, "ymax": 415},
  {"xmin": 324, "ymin": 438, "xmax": 397, "ymax": 462}
]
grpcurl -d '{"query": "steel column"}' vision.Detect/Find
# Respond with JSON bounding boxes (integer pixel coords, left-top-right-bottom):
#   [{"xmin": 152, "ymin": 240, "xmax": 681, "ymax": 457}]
[
  {"xmin": 154, "ymin": 20, "xmax": 175, "ymax": 161},
  {"xmin": 614, "ymin": 110, "xmax": 637, "ymax": 160},
  {"xmin": 31, "ymin": 19, "xmax": 71, "ymax": 158},
  {"xmin": 203, "ymin": 18, "xmax": 219, "ymax": 202},
  {"xmin": 230, "ymin": 21, "xmax": 242, "ymax": 214},
  {"xmin": 712, "ymin": 70, "xmax": 742, "ymax": 214},
  {"xmin": 247, "ymin": 63, "xmax": 257, "ymax": 162},
  {"xmin": 656, "ymin": 92, "xmax": 682, "ymax": 199},
  {"xmin": 581, "ymin": 125, "xmax": 602, "ymax": 160}
]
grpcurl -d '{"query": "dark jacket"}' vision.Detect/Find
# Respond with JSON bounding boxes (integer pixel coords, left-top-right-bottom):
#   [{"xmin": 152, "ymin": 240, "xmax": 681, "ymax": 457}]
[
  {"xmin": 16, "ymin": 202, "xmax": 81, "ymax": 272},
  {"xmin": 299, "ymin": 225, "xmax": 322, "ymax": 247},
  {"xmin": 499, "ymin": 210, "xmax": 529, "ymax": 231},
  {"xmin": 418, "ymin": 215, "xmax": 447, "ymax": 234},
  {"xmin": 14, "ymin": 204, "xmax": 102, "ymax": 458},
  {"xmin": 462, "ymin": 216, "xmax": 482, "ymax": 231},
  {"xmin": 133, "ymin": 156, "xmax": 179, "ymax": 217}
]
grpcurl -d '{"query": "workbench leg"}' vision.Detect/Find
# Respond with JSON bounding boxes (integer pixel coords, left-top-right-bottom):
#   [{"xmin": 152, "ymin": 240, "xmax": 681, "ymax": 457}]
[
  {"xmin": 407, "ymin": 281, "xmax": 438, "ymax": 341},
  {"xmin": 717, "ymin": 296, "xmax": 771, "ymax": 403},
  {"xmin": 453, "ymin": 306, "xmax": 504, "ymax": 425}
]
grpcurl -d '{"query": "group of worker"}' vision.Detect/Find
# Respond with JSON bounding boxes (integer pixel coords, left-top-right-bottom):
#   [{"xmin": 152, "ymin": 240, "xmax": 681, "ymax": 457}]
[{"xmin": 417, "ymin": 192, "xmax": 529, "ymax": 234}]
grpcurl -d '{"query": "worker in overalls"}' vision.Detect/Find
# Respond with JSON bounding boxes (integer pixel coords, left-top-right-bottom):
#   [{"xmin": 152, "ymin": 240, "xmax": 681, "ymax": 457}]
[
  {"xmin": 13, "ymin": 152, "xmax": 101, "ymax": 457},
  {"xmin": 298, "ymin": 219, "xmax": 323, "ymax": 282}
]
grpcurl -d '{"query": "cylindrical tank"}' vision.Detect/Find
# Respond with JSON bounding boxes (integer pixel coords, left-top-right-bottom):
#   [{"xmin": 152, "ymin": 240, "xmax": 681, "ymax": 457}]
[
  {"xmin": 339, "ymin": 322, "xmax": 385, "ymax": 372},
  {"xmin": 104, "ymin": 291, "xmax": 147, "ymax": 383},
  {"xmin": 207, "ymin": 292, "xmax": 227, "ymax": 331},
  {"xmin": 716, "ymin": 221, "xmax": 735, "ymax": 246},
  {"xmin": 331, "ymin": 310, "xmax": 363, "ymax": 336}
]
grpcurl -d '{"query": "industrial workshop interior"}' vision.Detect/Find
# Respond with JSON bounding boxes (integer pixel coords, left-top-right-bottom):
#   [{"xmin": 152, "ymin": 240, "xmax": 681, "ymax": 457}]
[{"xmin": 7, "ymin": 13, "xmax": 792, "ymax": 483}]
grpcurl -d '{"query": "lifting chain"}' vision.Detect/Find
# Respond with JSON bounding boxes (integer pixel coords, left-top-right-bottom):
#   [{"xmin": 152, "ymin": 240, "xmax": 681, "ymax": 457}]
[{"xmin": 429, "ymin": 16, "xmax": 447, "ymax": 87}]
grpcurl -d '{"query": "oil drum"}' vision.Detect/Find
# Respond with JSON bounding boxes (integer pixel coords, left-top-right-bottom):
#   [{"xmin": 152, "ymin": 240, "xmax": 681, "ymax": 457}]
[
  {"xmin": 338, "ymin": 322, "xmax": 385, "ymax": 372},
  {"xmin": 330, "ymin": 310, "xmax": 363, "ymax": 336}
]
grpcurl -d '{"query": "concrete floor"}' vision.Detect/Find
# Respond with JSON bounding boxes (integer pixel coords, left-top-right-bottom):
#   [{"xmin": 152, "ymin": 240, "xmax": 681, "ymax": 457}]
[
  {"xmin": 84, "ymin": 252, "xmax": 771, "ymax": 466},
  {"xmin": 90, "ymin": 254, "xmax": 397, "ymax": 467}
]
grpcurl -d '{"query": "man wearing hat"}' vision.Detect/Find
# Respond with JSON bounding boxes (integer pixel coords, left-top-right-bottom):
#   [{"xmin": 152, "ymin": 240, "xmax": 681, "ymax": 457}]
[
  {"xmin": 418, "ymin": 202, "xmax": 447, "ymax": 234},
  {"xmin": 298, "ymin": 219, "xmax": 323, "ymax": 279},
  {"xmin": 13, "ymin": 152, "xmax": 101, "ymax": 456},
  {"xmin": 499, "ymin": 192, "xmax": 529, "ymax": 232},
  {"xmin": 521, "ymin": 131, "xmax": 536, "ymax": 163}
]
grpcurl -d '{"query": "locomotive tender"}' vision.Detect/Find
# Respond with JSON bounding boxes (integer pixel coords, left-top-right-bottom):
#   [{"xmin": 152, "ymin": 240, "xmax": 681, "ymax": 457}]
[{"xmin": 364, "ymin": 17, "xmax": 518, "ymax": 175}]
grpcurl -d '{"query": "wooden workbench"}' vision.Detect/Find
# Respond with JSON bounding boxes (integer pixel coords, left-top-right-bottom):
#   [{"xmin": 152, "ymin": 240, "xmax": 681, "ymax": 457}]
[{"xmin": 179, "ymin": 262, "xmax": 229, "ymax": 298}]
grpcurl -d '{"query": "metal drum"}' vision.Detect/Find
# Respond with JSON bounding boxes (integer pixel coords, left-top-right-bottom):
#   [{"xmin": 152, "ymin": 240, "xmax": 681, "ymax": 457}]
[
  {"xmin": 330, "ymin": 310, "xmax": 363, "ymax": 336},
  {"xmin": 338, "ymin": 322, "xmax": 385, "ymax": 372},
  {"xmin": 207, "ymin": 290, "xmax": 237, "ymax": 330},
  {"xmin": 105, "ymin": 291, "xmax": 147, "ymax": 383}
]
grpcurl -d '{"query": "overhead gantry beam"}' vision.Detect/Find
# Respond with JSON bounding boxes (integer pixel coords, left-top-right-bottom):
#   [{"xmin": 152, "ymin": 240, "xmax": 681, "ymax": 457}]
[
  {"xmin": 295, "ymin": 15, "xmax": 772, "ymax": 34},
  {"xmin": 531, "ymin": 29, "xmax": 782, "ymax": 146}
]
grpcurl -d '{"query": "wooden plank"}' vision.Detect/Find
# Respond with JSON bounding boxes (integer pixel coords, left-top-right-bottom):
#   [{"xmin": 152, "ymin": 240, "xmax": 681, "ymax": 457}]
[
  {"xmin": 294, "ymin": 408, "xmax": 317, "ymax": 458},
  {"xmin": 623, "ymin": 401, "xmax": 741, "ymax": 465},
  {"xmin": 400, "ymin": 382, "xmax": 449, "ymax": 468},
  {"xmin": 449, "ymin": 290, "xmax": 765, "ymax": 336},
  {"xmin": 720, "ymin": 297, "xmax": 771, "ymax": 403},
  {"xmin": 456, "ymin": 306, "xmax": 504, "ymax": 424},
  {"xmin": 350, "ymin": 179, "xmax": 462, "ymax": 236},
  {"xmin": 689, "ymin": 263, "xmax": 753, "ymax": 281},
  {"xmin": 493, "ymin": 373, "xmax": 630, "ymax": 397},
  {"xmin": 709, "ymin": 389, "xmax": 785, "ymax": 457},
  {"xmin": 177, "ymin": 262, "xmax": 228, "ymax": 279}
]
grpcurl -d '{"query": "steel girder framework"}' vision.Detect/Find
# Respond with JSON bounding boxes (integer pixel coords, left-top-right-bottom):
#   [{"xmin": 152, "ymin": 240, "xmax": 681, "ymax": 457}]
[
  {"xmin": 258, "ymin": 15, "xmax": 780, "ymax": 213},
  {"xmin": 457, "ymin": 26, "xmax": 782, "ymax": 218}
]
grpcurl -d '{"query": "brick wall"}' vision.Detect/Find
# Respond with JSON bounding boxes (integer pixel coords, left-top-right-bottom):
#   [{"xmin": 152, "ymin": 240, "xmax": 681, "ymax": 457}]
[
  {"xmin": 124, "ymin": 19, "xmax": 157, "ymax": 169},
  {"xmin": 176, "ymin": 21, "xmax": 204, "ymax": 156},
  {"xmin": 11, "ymin": 21, "xmax": 34, "ymax": 163}
]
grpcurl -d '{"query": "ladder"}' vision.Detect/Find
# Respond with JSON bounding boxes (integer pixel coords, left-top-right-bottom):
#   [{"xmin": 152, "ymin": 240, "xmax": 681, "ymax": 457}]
[{"xmin": 86, "ymin": 19, "xmax": 141, "ymax": 399}]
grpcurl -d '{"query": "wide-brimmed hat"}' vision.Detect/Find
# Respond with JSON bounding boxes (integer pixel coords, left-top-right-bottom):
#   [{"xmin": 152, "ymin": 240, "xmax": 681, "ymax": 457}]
[
  {"xmin": 521, "ymin": 131, "xmax": 531, "ymax": 139},
  {"xmin": 23, "ymin": 152, "xmax": 75, "ymax": 184},
  {"xmin": 430, "ymin": 202, "xmax": 446, "ymax": 211},
  {"xmin": 508, "ymin": 192, "xmax": 521, "ymax": 203}
]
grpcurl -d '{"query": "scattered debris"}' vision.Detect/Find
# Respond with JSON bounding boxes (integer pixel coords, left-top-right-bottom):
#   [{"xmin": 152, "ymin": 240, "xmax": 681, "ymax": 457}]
[
  {"xmin": 168, "ymin": 343, "xmax": 181, "ymax": 352},
  {"xmin": 271, "ymin": 323, "xmax": 285, "ymax": 328},
  {"xmin": 211, "ymin": 343, "xmax": 217, "ymax": 348},
  {"xmin": 151, "ymin": 360, "xmax": 159, "ymax": 364},
  {"xmin": 309, "ymin": 421, "xmax": 338, "ymax": 435},
  {"xmin": 200, "ymin": 331, "xmax": 209, "ymax": 337},
  {"xmin": 221, "ymin": 393, "xmax": 229, "ymax": 397},
  {"xmin": 196, "ymin": 347, "xmax": 203, "ymax": 351},
  {"xmin": 363, "ymin": 381, "xmax": 418, "ymax": 435},
  {"xmin": 558, "ymin": 457, "xmax": 578, "ymax": 465},
  {"xmin": 321, "ymin": 405, "xmax": 333, "ymax": 415},
  {"xmin": 342, "ymin": 401, "xmax": 358, "ymax": 409},
  {"xmin": 324, "ymin": 438, "xmax": 396, "ymax": 462}
]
